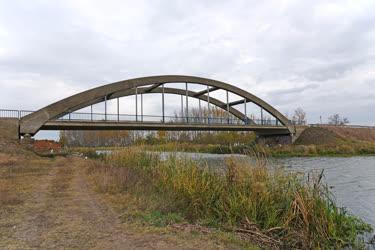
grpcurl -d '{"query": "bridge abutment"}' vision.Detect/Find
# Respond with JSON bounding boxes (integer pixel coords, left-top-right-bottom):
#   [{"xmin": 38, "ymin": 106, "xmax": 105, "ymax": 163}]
[
  {"xmin": 256, "ymin": 133, "xmax": 293, "ymax": 145},
  {"xmin": 0, "ymin": 118, "xmax": 20, "ymax": 141}
]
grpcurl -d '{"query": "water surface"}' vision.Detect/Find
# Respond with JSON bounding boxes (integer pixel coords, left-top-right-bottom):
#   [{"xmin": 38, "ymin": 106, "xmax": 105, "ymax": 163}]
[
  {"xmin": 97, "ymin": 149, "xmax": 375, "ymax": 243},
  {"xmin": 160, "ymin": 152, "xmax": 375, "ymax": 230}
]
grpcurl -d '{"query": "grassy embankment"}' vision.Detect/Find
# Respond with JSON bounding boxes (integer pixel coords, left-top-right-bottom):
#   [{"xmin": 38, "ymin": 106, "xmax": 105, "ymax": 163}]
[
  {"xmin": 273, "ymin": 126, "xmax": 375, "ymax": 157},
  {"xmin": 86, "ymin": 147, "xmax": 373, "ymax": 249},
  {"xmin": 72, "ymin": 127, "xmax": 375, "ymax": 157}
]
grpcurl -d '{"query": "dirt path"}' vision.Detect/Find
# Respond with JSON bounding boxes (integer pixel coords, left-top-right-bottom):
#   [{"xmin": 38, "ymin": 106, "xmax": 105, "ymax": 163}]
[{"xmin": 1, "ymin": 156, "xmax": 235, "ymax": 249}]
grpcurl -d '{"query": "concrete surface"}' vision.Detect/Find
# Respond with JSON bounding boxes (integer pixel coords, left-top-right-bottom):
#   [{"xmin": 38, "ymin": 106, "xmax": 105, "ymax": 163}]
[{"xmin": 0, "ymin": 118, "xmax": 20, "ymax": 140}]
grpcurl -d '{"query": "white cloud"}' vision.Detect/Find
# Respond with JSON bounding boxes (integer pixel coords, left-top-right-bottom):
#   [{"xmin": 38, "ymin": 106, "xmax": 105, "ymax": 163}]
[{"xmin": 1, "ymin": 0, "xmax": 375, "ymax": 127}]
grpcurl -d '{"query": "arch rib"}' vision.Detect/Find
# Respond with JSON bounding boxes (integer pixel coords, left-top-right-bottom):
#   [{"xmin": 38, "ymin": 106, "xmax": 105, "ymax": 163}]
[
  {"xmin": 20, "ymin": 75, "xmax": 294, "ymax": 135},
  {"xmin": 112, "ymin": 87, "xmax": 255, "ymax": 124}
]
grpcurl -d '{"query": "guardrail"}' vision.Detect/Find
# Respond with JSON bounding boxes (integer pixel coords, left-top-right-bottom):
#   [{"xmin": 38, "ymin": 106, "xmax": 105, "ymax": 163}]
[
  {"xmin": 0, "ymin": 109, "xmax": 33, "ymax": 119},
  {"xmin": 309, "ymin": 124, "xmax": 375, "ymax": 129},
  {"xmin": 0, "ymin": 109, "xmax": 283, "ymax": 127},
  {"xmin": 57, "ymin": 112, "xmax": 282, "ymax": 126}
]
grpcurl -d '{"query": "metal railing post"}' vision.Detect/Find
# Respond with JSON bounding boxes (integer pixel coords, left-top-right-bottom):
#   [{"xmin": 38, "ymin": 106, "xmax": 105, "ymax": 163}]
[
  {"xmin": 141, "ymin": 93, "xmax": 143, "ymax": 122},
  {"xmin": 244, "ymin": 98, "xmax": 247, "ymax": 125},
  {"xmin": 104, "ymin": 95, "xmax": 107, "ymax": 121},
  {"xmin": 226, "ymin": 90, "xmax": 229, "ymax": 124},
  {"xmin": 185, "ymin": 82, "xmax": 189, "ymax": 123},
  {"xmin": 117, "ymin": 97, "xmax": 120, "ymax": 122},
  {"xmin": 207, "ymin": 85, "xmax": 210, "ymax": 124},
  {"xmin": 162, "ymin": 84, "xmax": 165, "ymax": 123},
  {"xmin": 198, "ymin": 99, "xmax": 201, "ymax": 123},
  {"xmin": 135, "ymin": 87, "xmax": 138, "ymax": 122},
  {"xmin": 180, "ymin": 95, "xmax": 183, "ymax": 123}
]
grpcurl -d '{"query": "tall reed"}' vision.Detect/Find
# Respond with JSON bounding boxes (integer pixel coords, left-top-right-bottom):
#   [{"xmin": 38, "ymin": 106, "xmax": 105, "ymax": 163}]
[{"xmin": 87, "ymin": 147, "xmax": 372, "ymax": 248}]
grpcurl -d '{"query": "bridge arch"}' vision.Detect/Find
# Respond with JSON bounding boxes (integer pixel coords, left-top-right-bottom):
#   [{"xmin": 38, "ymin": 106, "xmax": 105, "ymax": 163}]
[
  {"xmin": 20, "ymin": 75, "xmax": 294, "ymax": 135},
  {"xmin": 104, "ymin": 86, "xmax": 256, "ymax": 124}
]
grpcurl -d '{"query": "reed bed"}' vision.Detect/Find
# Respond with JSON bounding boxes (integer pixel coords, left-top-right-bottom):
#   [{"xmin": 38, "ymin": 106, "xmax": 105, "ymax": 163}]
[{"xmin": 87, "ymin": 147, "xmax": 372, "ymax": 249}]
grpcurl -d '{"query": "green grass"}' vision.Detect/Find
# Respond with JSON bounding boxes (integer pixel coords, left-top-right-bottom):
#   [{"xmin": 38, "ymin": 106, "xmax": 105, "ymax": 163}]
[
  {"xmin": 86, "ymin": 148, "xmax": 373, "ymax": 249},
  {"xmin": 71, "ymin": 140, "xmax": 375, "ymax": 158},
  {"xmin": 266, "ymin": 143, "xmax": 375, "ymax": 157}
]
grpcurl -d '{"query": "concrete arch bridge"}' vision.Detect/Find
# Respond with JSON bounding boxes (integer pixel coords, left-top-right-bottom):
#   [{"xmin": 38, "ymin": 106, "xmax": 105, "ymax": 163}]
[{"xmin": 1, "ymin": 75, "xmax": 295, "ymax": 143}]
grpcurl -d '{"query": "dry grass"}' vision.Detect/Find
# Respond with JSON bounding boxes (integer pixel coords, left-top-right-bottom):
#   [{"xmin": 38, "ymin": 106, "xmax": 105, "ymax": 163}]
[
  {"xmin": 325, "ymin": 126, "xmax": 375, "ymax": 142},
  {"xmin": 0, "ymin": 182, "xmax": 22, "ymax": 206},
  {"xmin": 0, "ymin": 152, "xmax": 52, "ymax": 206},
  {"xmin": 86, "ymin": 148, "xmax": 373, "ymax": 249},
  {"xmin": 0, "ymin": 148, "xmax": 258, "ymax": 249}
]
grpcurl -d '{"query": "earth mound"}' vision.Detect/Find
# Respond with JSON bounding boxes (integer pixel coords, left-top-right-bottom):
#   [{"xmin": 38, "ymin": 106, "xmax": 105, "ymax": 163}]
[
  {"xmin": 294, "ymin": 127, "xmax": 343, "ymax": 145},
  {"xmin": 324, "ymin": 126, "xmax": 375, "ymax": 143}
]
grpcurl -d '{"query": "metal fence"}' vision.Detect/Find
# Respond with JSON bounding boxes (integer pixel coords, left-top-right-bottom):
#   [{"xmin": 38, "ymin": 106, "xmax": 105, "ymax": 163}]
[
  {"xmin": 0, "ymin": 109, "xmax": 33, "ymax": 119},
  {"xmin": 309, "ymin": 123, "xmax": 375, "ymax": 129},
  {"xmin": 0, "ymin": 109, "xmax": 282, "ymax": 127},
  {"xmin": 57, "ymin": 112, "xmax": 282, "ymax": 126}
]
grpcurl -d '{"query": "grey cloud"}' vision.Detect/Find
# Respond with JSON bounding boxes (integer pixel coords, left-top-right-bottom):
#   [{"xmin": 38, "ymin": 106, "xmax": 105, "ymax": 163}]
[
  {"xmin": 0, "ymin": 0, "xmax": 375, "ymax": 128},
  {"xmin": 268, "ymin": 84, "xmax": 319, "ymax": 96}
]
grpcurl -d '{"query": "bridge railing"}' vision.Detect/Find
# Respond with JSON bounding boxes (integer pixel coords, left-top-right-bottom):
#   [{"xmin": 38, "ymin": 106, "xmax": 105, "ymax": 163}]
[
  {"xmin": 0, "ymin": 109, "xmax": 283, "ymax": 127},
  {"xmin": 0, "ymin": 109, "xmax": 33, "ymax": 119},
  {"xmin": 309, "ymin": 123, "xmax": 375, "ymax": 129},
  {"xmin": 56, "ymin": 111, "xmax": 282, "ymax": 126}
]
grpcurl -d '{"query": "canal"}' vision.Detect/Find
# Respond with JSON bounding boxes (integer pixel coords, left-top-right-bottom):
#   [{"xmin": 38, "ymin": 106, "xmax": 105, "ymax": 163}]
[{"xmin": 159, "ymin": 152, "xmax": 375, "ymax": 230}]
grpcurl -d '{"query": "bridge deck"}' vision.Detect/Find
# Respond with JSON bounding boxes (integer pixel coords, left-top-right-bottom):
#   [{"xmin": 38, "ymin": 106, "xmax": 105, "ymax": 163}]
[{"xmin": 42, "ymin": 120, "xmax": 291, "ymax": 135}]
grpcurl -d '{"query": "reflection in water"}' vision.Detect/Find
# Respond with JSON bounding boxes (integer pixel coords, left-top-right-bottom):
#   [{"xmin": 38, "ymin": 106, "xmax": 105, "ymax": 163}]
[{"xmin": 276, "ymin": 157, "xmax": 375, "ymax": 229}]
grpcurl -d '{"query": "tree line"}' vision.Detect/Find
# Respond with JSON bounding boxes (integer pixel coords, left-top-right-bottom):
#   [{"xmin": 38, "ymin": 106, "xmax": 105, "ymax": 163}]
[
  {"xmin": 59, "ymin": 106, "xmax": 351, "ymax": 147},
  {"xmin": 59, "ymin": 107, "xmax": 256, "ymax": 147},
  {"xmin": 289, "ymin": 107, "xmax": 349, "ymax": 126}
]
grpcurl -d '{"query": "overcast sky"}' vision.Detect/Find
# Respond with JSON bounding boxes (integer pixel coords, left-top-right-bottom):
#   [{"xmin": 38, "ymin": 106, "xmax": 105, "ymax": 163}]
[{"xmin": 1, "ymin": 0, "xmax": 375, "ymax": 136}]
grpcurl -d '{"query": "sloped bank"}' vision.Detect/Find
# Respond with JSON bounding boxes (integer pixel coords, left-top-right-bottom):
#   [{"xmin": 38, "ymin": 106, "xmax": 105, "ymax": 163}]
[{"xmin": 268, "ymin": 126, "xmax": 375, "ymax": 157}]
